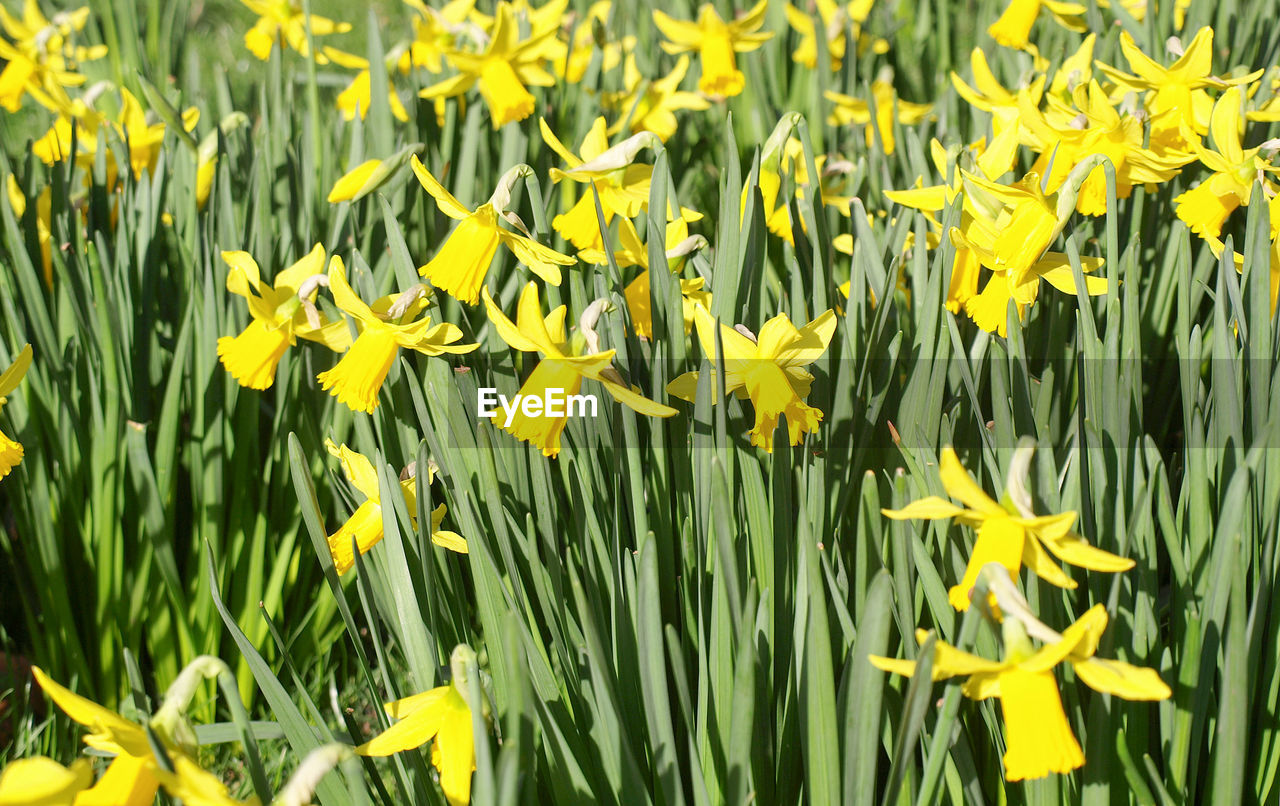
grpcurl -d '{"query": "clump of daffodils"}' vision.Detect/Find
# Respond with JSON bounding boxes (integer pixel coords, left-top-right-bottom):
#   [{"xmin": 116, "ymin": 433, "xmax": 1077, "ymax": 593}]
[{"xmin": 874, "ymin": 441, "xmax": 1168, "ymax": 781}]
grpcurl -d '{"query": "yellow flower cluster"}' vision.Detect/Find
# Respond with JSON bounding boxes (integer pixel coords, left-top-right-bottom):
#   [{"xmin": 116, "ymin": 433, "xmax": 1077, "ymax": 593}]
[
  {"xmin": 888, "ymin": 27, "xmax": 1280, "ymax": 333},
  {"xmin": 874, "ymin": 445, "xmax": 1169, "ymax": 781}
]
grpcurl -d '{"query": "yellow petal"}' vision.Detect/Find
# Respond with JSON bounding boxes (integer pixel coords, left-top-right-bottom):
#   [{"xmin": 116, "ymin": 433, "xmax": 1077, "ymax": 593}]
[
  {"xmin": 30, "ymin": 667, "xmax": 148, "ymax": 756},
  {"xmin": 1072, "ymin": 658, "xmax": 1171, "ymax": 700},
  {"xmin": 410, "ymin": 155, "xmax": 472, "ymax": 220},
  {"xmin": 938, "ymin": 447, "xmax": 1003, "ymax": 515},
  {"xmin": 327, "ymin": 158, "xmax": 381, "ymax": 203},
  {"xmin": 598, "ymin": 377, "xmax": 678, "ymax": 417},
  {"xmin": 434, "ymin": 690, "xmax": 476, "ymax": 806},
  {"xmin": 74, "ymin": 753, "xmax": 159, "ymax": 806},
  {"xmin": 1038, "ymin": 531, "xmax": 1135, "ymax": 573},
  {"xmin": 0, "ymin": 757, "xmax": 92, "ymax": 805},
  {"xmin": 0, "ymin": 344, "xmax": 32, "ymax": 397},
  {"xmin": 325, "ymin": 441, "xmax": 380, "ymax": 501},
  {"xmin": 880, "ymin": 497, "xmax": 967, "ymax": 520}
]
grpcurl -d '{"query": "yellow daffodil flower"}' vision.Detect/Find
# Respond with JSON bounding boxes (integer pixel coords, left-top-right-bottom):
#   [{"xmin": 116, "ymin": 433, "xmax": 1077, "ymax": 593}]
[
  {"xmin": 5, "ymin": 175, "xmax": 52, "ymax": 287},
  {"xmin": 1017, "ymin": 80, "xmax": 1193, "ymax": 215},
  {"xmin": 947, "ymin": 162, "xmax": 1109, "ymax": 335},
  {"xmin": 29, "ymin": 666, "xmax": 163, "ymax": 805},
  {"xmin": 359, "ymin": 645, "xmax": 485, "ymax": 806},
  {"xmin": 482, "ymin": 282, "xmax": 677, "ymax": 457},
  {"xmin": 882, "ymin": 446, "xmax": 1132, "ymax": 610},
  {"xmin": 1096, "ymin": 29, "xmax": 1261, "ymax": 147},
  {"xmin": 1175, "ymin": 86, "xmax": 1279, "ymax": 238},
  {"xmin": 420, "ymin": 2, "xmax": 557, "ymax": 128},
  {"xmin": 325, "ymin": 440, "xmax": 466, "ymax": 574},
  {"xmin": 540, "ymin": 118, "xmax": 653, "ymax": 249},
  {"xmin": 32, "ymin": 89, "xmax": 200, "ymax": 185},
  {"xmin": 324, "ymin": 48, "xmax": 410, "ymax": 122},
  {"xmin": 987, "ymin": 0, "xmax": 1085, "ymax": 51},
  {"xmin": 217, "ymin": 245, "xmax": 352, "ymax": 390},
  {"xmin": 667, "ymin": 306, "xmax": 837, "ymax": 452},
  {"xmin": 871, "ymin": 604, "xmax": 1170, "ymax": 781},
  {"xmin": 577, "ymin": 214, "xmax": 709, "ymax": 339},
  {"xmin": 603, "ymin": 54, "xmax": 711, "ymax": 142},
  {"xmin": 825, "ymin": 77, "xmax": 932, "ymax": 156},
  {"xmin": 0, "ymin": 756, "xmax": 92, "ymax": 805},
  {"xmin": 0, "ymin": 0, "xmax": 105, "ymax": 113},
  {"xmin": 31, "ymin": 665, "xmax": 263, "ymax": 806},
  {"xmin": 239, "ymin": 0, "xmax": 351, "ymax": 61},
  {"xmin": 0, "ymin": 344, "xmax": 32, "ymax": 480},
  {"xmin": 401, "ymin": 0, "xmax": 477, "ymax": 75},
  {"xmin": 653, "ymin": 1, "xmax": 772, "ymax": 99},
  {"xmin": 412, "ymin": 157, "xmax": 575, "ymax": 305},
  {"xmin": 784, "ymin": 0, "xmax": 848, "ymax": 71},
  {"xmin": 317, "ymin": 256, "xmax": 477, "ymax": 413},
  {"xmin": 327, "ymin": 146, "xmax": 421, "ymax": 204}
]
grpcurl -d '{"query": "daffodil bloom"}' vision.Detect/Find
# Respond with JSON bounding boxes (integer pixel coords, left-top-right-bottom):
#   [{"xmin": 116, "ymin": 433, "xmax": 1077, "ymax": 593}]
[
  {"xmin": 577, "ymin": 214, "xmax": 710, "ymax": 339},
  {"xmin": 482, "ymin": 282, "xmax": 677, "ymax": 457},
  {"xmin": 653, "ymin": 1, "xmax": 772, "ymax": 98},
  {"xmin": 1175, "ymin": 86, "xmax": 1279, "ymax": 238},
  {"xmin": 217, "ymin": 245, "xmax": 352, "ymax": 390},
  {"xmin": 317, "ymin": 256, "xmax": 476, "ymax": 413},
  {"xmin": 948, "ymin": 162, "xmax": 1109, "ymax": 335},
  {"xmin": 420, "ymin": 3, "xmax": 557, "ymax": 128},
  {"xmin": 325, "ymin": 440, "xmax": 466, "ymax": 574},
  {"xmin": 1016, "ymin": 80, "xmax": 1193, "ymax": 215},
  {"xmin": 239, "ymin": 0, "xmax": 351, "ymax": 61},
  {"xmin": 5, "ymin": 175, "xmax": 52, "ymax": 287},
  {"xmin": 0, "ymin": 0, "xmax": 105, "ymax": 113},
  {"xmin": 324, "ymin": 48, "xmax": 410, "ymax": 122},
  {"xmin": 882, "ymin": 446, "xmax": 1132, "ymax": 610},
  {"xmin": 401, "ymin": 0, "xmax": 477, "ymax": 75},
  {"xmin": 603, "ymin": 54, "xmax": 711, "ymax": 142},
  {"xmin": 668, "ymin": 306, "xmax": 836, "ymax": 452},
  {"xmin": 825, "ymin": 77, "xmax": 932, "ymax": 156},
  {"xmin": 987, "ymin": 0, "xmax": 1085, "ymax": 50},
  {"xmin": 0, "ymin": 344, "xmax": 32, "ymax": 480},
  {"xmin": 32, "ymin": 89, "xmax": 199, "ymax": 183},
  {"xmin": 540, "ymin": 118, "xmax": 654, "ymax": 249},
  {"xmin": 1096, "ymin": 29, "xmax": 1260, "ymax": 148},
  {"xmin": 359, "ymin": 645, "xmax": 485, "ymax": 806},
  {"xmin": 30, "ymin": 666, "xmax": 164, "ymax": 806},
  {"xmin": 784, "ymin": 0, "xmax": 848, "ymax": 70},
  {"xmin": 31, "ymin": 665, "xmax": 263, "ymax": 806},
  {"xmin": 0, "ymin": 756, "xmax": 92, "ymax": 805},
  {"xmin": 871, "ymin": 604, "xmax": 1170, "ymax": 781},
  {"xmin": 412, "ymin": 157, "xmax": 575, "ymax": 305}
]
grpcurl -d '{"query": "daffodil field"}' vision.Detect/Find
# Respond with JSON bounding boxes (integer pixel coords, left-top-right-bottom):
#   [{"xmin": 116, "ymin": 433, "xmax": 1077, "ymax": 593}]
[{"xmin": 3, "ymin": 0, "xmax": 1280, "ymax": 803}]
